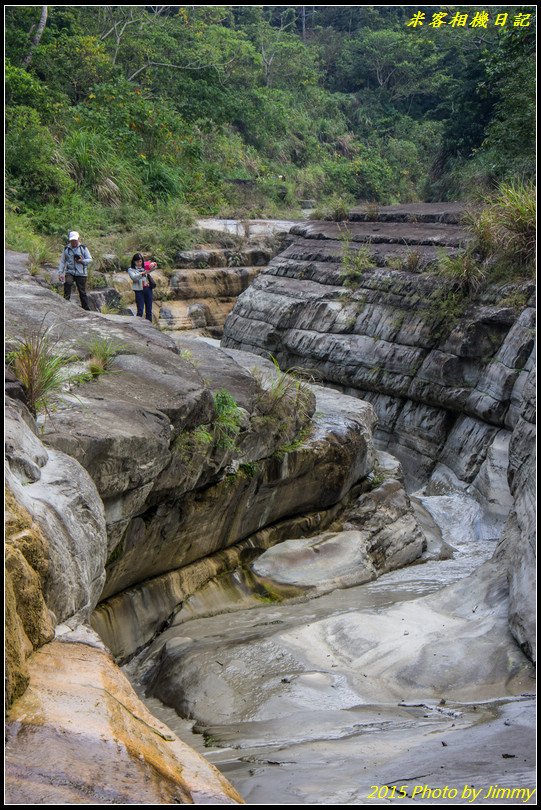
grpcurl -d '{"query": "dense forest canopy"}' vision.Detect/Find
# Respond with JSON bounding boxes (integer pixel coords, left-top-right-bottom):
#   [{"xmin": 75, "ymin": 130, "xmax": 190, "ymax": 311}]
[{"xmin": 5, "ymin": 5, "xmax": 536, "ymax": 240}]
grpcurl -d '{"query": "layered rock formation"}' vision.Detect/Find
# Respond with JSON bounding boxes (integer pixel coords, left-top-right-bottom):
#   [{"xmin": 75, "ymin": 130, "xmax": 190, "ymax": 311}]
[
  {"xmin": 5, "ymin": 250, "xmax": 427, "ymax": 802},
  {"xmin": 5, "ymin": 209, "xmax": 535, "ymax": 804},
  {"xmin": 222, "ymin": 204, "xmax": 536, "ymax": 656},
  {"xmin": 105, "ymin": 243, "xmax": 275, "ymax": 336},
  {"xmin": 223, "ymin": 209, "xmax": 533, "ymax": 485},
  {"xmin": 4, "ymin": 406, "xmax": 242, "ymax": 804},
  {"xmin": 495, "ymin": 367, "xmax": 536, "ymax": 661}
]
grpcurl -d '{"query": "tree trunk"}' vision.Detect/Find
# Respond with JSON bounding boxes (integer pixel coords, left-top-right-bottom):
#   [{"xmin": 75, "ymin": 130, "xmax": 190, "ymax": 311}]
[{"xmin": 22, "ymin": 6, "xmax": 48, "ymax": 68}]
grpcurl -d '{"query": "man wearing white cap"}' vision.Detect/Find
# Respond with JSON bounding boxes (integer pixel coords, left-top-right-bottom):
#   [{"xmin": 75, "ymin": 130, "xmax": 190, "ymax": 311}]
[{"xmin": 58, "ymin": 231, "xmax": 93, "ymax": 310}]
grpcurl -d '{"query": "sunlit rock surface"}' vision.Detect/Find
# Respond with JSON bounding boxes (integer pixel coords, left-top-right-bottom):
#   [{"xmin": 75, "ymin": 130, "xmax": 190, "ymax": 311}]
[
  {"xmin": 5, "ymin": 634, "xmax": 243, "ymax": 805},
  {"xmin": 4, "ymin": 486, "xmax": 54, "ymax": 706},
  {"xmin": 108, "ymin": 242, "xmax": 274, "ymax": 336}
]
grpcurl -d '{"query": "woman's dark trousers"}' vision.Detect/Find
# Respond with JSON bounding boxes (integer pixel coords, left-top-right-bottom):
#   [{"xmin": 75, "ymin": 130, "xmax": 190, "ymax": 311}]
[
  {"xmin": 135, "ymin": 288, "xmax": 153, "ymax": 322},
  {"xmin": 64, "ymin": 273, "xmax": 90, "ymax": 310}
]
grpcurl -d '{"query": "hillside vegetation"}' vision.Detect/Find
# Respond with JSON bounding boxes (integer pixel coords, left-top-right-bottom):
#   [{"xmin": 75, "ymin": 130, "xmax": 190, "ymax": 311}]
[{"xmin": 5, "ymin": 5, "xmax": 535, "ymax": 254}]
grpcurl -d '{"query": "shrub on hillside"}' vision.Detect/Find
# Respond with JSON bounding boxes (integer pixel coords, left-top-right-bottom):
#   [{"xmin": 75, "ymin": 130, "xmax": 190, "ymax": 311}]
[{"xmin": 6, "ymin": 106, "xmax": 73, "ymax": 203}]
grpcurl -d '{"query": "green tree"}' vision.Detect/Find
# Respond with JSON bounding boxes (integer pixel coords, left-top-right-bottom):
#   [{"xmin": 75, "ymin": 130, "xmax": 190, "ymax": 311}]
[{"xmin": 32, "ymin": 34, "xmax": 114, "ymax": 103}]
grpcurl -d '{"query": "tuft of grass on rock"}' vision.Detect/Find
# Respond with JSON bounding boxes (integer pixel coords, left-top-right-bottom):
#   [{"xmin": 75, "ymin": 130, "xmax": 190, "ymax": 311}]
[
  {"xmin": 339, "ymin": 233, "xmax": 373, "ymax": 288},
  {"xmin": 465, "ymin": 180, "xmax": 535, "ymax": 281},
  {"xmin": 85, "ymin": 335, "xmax": 127, "ymax": 377},
  {"xmin": 6, "ymin": 323, "xmax": 74, "ymax": 416}
]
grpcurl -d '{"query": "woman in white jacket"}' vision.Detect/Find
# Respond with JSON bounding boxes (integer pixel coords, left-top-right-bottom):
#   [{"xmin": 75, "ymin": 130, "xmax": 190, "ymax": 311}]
[{"xmin": 127, "ymin": 252, "xmax": 152, "ymax": 322}]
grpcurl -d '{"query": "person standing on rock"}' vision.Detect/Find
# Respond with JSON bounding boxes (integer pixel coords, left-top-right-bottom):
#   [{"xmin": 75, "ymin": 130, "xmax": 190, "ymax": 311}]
[
  {"xmin": 128, "ymin": 253, "xmax": 154, "ymax": 323},
  {"xmin": 58, "ymin": 231, "xmax": 92, "ymax": 311}
]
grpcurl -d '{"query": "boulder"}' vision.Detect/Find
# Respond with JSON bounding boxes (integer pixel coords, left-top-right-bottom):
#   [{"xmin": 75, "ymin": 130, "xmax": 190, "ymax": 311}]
[
  {"xmin": 87, "ymin": 287, "xmax": 122, "ymax": 312},
  {"xmin": 188, "ymin": 302, "xmax": 208, "ymax": 328},
  {"xmin": 98, "ymin": 253, "xmax": 122, "ymax": 272}
]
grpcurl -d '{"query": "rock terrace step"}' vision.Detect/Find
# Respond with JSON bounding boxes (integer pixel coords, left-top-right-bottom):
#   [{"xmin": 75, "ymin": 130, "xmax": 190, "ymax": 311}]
[
  {"xmin": 291, "ymin": 220, "xmax": 471, "ymax": 248},
  {"xmin": 174, "ymin": 246, "xmax": 273, "ymax": 269},
  {"xmin": 348, "ymin": 202, "xmax": 466, "ymax": 224}
]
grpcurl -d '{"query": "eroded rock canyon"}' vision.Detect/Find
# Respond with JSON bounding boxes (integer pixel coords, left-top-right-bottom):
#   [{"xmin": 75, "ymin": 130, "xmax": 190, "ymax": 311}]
[{"xmin": 4, "ymin": 205, "xmax": 536, "ymax": 804}]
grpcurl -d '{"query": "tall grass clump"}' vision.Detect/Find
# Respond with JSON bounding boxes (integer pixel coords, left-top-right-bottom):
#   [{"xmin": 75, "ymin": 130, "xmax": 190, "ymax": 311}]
[
  {"xmin": 7, "ymin": 324, "xmax": 73, "ymax": 415},
  {"xmin": 85, "ymin": 335, "xmax": 127, "ymax": 377},
  {"xmin": 130, "ymin": 200, "xmax": 196, "ymax": 265},
  {"xmin": 310, "ymin": 195, "xmax": 353, "ymax": 221},
  {"xmin": 63, "ymin": 131, "xmax": 141, "ymax": 207},
  {"xmin": 251, "ymin": 356, "xmax": 315, "ymax": 457},
  {"xmin": 437, "ymin": 251, "xmax": 487, "ymax": 293},
  {"xmin": 466, "ymin": 180, "xmax": 536, "ymax": 278},
  {"xmin": 141, "ymin": 161, "xmax": 184, "ymax": 199},
  {"xmin": 5, "ymin": 208, "xmax": 56, "ymax": 269},
  {"xmin": 64, "ymin": 130, "xmax": 113, "ymax": 187},
  {"xmin": 255, "ymin": 357, "xmax": 313, "ymax": 421},
  {"xmin": 436, "ymin": 180, "xmax": 535, "ymax": 294},
  {"xmin": 490, "ymin": 180, "xmax": 535, "ymax": 270},
  {"xmin": 339, "ymin": 231, "xmax": 373, "ymax": 288}
]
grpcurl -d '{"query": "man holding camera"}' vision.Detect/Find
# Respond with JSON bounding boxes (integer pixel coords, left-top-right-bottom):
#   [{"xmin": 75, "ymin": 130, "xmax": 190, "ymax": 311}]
[{"xmin": 58, "ymin": 231, "xmax": 93, "ymax": 310}]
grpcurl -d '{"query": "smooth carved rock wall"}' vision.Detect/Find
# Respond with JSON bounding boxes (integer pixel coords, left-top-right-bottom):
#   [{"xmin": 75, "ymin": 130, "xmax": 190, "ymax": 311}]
[
  {"xmin": 4, "ymin": 256, "xmax": 246, "ymax": 803},
  {"xmin": 6, "ymin": 268, "xmax": 379, "ymax": 608},
  {"xmin": 250, "ymin": 451, "xmax": 424, "ymax": 596},
  {"xmin": 5, "ymin": 399, "xmax": 108, "ymax": 629},
  {"xmin": 93, "ymin": 450, "xmax": 424, "ymax": 662},
  {"xmin": 92, "ymin": 500, "xmax": 356, "ymax": 660},
  {"xmin": 99, "ymin": 380, "xmax": 376, "ymax": 600}
]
